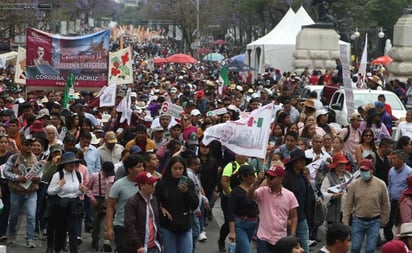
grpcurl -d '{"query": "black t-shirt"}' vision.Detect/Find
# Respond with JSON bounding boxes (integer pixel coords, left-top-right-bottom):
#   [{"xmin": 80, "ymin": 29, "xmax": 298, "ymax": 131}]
[
  {"xmin": 373, "ymin": 151, "xmax": 391, "ymax": 185},
  {"xmin": 0, "ymin": 151, "xmax": 13, "ymax": 165},
  {"xmin": 227, "ymin": 186, "xmax": 258, "ymax": 222}
]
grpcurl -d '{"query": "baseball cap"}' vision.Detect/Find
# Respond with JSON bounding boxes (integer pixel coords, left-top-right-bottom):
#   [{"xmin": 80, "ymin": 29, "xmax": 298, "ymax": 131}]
[
  {"xmin": 104, "ymin": 131, "xmax": 118, "ymax": 144},
  {"xmin": 359, "ymin": 159, "xmax": 374, "ymax": 171},
  {"xmin": 187, "ymin": 131, "xmax": 199, "ymax": 145},
  {"xmin": 266, "ymin": 165, "xmax": 285, "ymax": 177},
  {"xmin": 130, "ymin": 145, "xmax": 142, "ymax": 154},
  {"xmin": 350, "ymin": 112, "xmax": 362, "ymax": 121},
  {"xmin": 135, "ymin": 171, "xmax": 159, "ymax": 185},
  {"xmin": 190, "ymin": 109, "xmax": 201, "ymax": 117}
]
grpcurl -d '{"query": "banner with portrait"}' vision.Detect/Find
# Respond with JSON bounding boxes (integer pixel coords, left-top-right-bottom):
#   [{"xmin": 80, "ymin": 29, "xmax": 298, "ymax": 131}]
[
  {"xmin": 202, "ymin": 103, "xmax": 274, "ymax": 159},
  {"xmin": 26, "ymin": 28, "xmax": 110, "ymax": 90}
]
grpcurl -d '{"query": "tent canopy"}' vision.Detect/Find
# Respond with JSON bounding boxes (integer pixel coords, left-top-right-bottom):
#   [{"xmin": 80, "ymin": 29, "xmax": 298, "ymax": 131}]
[
  {"xmin": 246, "ymin": 6, "xmax": 314, "ymax": 73},
  {"xmin": 245, "ymin": 6, "xmax": 349, "ymax": 74}
]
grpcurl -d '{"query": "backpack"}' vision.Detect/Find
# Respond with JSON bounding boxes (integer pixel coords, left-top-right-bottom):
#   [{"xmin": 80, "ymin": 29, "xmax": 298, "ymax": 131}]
[
  {"xmin": 229, "ymin": 161, "xmax": 241, "ymax": 189},
  {"xmin": 58, "ymin": 169, "xmax": 82, "ymax": 184},
  {"xmin": 342, "ymin": 125, "xmax": 361, "ymax": 143}
]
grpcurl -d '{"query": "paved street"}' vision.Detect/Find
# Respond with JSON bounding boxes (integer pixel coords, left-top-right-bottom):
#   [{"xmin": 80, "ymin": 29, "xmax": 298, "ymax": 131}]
[{"xmin": 0, "ymin": 198, "xmax": 382, "ymax": 253}]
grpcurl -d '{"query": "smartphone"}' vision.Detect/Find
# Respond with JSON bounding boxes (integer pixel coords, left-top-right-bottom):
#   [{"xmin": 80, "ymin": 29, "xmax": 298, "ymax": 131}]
[{"xmin": 178, "ymin": 176, "xmax": 188, "ymax": 186}]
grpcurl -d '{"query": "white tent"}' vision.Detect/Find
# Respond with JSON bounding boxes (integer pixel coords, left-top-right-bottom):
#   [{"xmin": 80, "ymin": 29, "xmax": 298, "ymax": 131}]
[
  {"xmin": 0, "ymin": 51, "xmax": 18, "ymax": 68},
  {"xmin": 246, "ymin": 6, "xmax": 314, "ymax": 73},
  {"xmin": 248, "ymin": 8, "xmax": 295, "ymax": 47}
]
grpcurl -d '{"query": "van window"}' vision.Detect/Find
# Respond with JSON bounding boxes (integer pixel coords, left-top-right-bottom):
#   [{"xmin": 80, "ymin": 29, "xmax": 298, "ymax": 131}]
[
  {"xmin": 301, "ymin": 88, "xmax": 310, "ymax": 99},
  {"xmin": 330, "ymin": 92, "xmax": 340, "ymax": 105}
]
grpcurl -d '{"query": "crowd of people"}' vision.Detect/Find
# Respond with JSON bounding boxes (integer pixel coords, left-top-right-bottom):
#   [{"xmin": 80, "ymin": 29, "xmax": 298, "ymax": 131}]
[{"xmin": 1, "ymin": 36, "xmax": 412, "ymax": 253}]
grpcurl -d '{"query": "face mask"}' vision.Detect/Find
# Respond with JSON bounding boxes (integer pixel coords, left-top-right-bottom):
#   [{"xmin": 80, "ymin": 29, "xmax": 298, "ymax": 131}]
[{"xmin": 360, "ymin": 170, "xmax": 371, "ymax": 181}]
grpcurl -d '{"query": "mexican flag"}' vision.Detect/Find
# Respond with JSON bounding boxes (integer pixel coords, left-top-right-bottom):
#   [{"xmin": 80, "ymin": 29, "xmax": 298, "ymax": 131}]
[{"xmin": 218, "ymin": 66, "xmax": 229, "ymax": 95}]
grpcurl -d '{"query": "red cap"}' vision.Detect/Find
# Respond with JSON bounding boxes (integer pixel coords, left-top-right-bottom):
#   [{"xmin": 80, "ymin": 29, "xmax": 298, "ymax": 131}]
[
  {"xmin": 359, "ymin": 159, "xmax": 374, "ymax": 171},
  {"xmin": 135, "ymin": 172, "xmax": 159, "ymax": 185},
  {"xmin": 266, "ymin": 165, "xmax": 285, "ymax": 177},
  {"xmin": 382, "ymin": 240, "xmax": 409, "ymax": 253}
]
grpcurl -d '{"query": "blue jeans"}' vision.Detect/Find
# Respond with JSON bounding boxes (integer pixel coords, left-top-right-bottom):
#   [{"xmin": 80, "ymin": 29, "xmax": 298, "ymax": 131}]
[
  {"xmin": 160, "ymin": 227, "xmax": 192, "ymax": 253},
  {"xmin": 351, "ymin": 217, "xmax": 381, "ymax": 253},
  {"xmin": 234, "ymin": 217, "xmax": 258, "ymax": 253},
  {"xmin": 8, "ymin": 191, "xmax": 37, "ymax": 240},
  {"xmin": 296, "ymin": 219, "xmax": 309, "ymax": 253},
  {"xmin": 191, "ymin": 213, "xmax": 200, "ymax": 252}
]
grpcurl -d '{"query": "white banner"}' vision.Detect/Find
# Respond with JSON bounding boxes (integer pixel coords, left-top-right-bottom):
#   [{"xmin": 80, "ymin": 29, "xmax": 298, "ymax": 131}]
[
  {"xmin": 15, "ymin": 47, "xmax": 26, "ymax": 84},
  {"xmin": 99, "ymin": 85, "xmax": 117, "ymax": 107},
  {"xmin": 108, "ymin": 47, "xmax": 133, "ymax": 85},
  {"xmin": 340, "ymin": 44, "xmax": 354, "ymax": 117},
  {"xmin": 202, "ymin": 103, "xmax": 274, "ymax": 159}
]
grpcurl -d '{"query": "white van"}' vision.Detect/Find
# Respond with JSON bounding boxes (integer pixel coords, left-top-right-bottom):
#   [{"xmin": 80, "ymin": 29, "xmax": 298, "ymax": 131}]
[{"xmin": 329, "ymin": 89, "xmax": 406, "ymax": 127}]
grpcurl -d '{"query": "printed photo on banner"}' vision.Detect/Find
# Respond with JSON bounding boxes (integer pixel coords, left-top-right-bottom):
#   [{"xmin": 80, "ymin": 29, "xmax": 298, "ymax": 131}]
[
  {"xmin": 203, "ymin": 103, "xmax": 274, "ymax": 159},
  {"xmin": 26, "ymin": 28, "xmax": 110, "ymax": 89}
]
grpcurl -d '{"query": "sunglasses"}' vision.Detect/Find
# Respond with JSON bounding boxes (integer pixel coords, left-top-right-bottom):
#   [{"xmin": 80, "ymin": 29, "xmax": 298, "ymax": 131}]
[
  {"xmin": 364, "ymin": 134, "xmax": 373, "ymax": 137},
  {"xmin": 23, "ymin": 142, "xmax": 33, "ymax": 147}
]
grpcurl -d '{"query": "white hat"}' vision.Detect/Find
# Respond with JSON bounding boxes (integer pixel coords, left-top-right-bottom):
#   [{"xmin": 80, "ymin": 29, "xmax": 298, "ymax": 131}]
[
  {"xmin": 130, "ymin": 92, "xmax": 137, "ymax": 97},
  {"xmin": 190, "ymin": 109, "xmax": 201, "ymax": 116},
  {"xmin": 398, "ymin": 222, "xmax": 412, "ymax": 237},
  {"xmin": 316, "ymin": 109, "xmax": 329, "ymax": 118},
  {"xmin": 236, "ymin": 85, "xmax": 243, "ymax": 92},
  {"xmin": 90, "ymin": 133, "xmax": 101, "ymax": 145},
  {"xmin": 251, "ymin": 93, "xmax": 259, "ymax": 99}
]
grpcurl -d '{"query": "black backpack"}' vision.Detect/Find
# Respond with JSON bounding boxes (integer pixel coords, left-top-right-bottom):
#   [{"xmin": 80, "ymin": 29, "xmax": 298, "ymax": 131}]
[{"xmin": 58, "ymin": 169, "xmax": 82, "ymax": 183}]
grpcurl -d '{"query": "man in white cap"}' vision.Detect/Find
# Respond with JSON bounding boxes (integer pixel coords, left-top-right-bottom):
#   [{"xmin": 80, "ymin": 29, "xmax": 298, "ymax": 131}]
[
  {"xmin": 338, "ymin": 112, "xmax": 362, "ymax": 158},
  {"xmin": 98, "ymin": 131, "xmax": 124, "ymax": 164}
]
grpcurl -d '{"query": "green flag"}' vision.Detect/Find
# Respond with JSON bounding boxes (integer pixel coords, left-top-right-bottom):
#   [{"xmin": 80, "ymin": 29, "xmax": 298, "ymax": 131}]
[
  {"xmin": 63, "ymin": 73, "xmax": 74, "ymax": 109},
  {"xmin": 219, "ymin": 66, "xmax": 229, "ymax": 86}
]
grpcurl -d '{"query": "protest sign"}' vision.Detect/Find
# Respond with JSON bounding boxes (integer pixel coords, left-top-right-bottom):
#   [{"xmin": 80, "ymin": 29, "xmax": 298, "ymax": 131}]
[
  {"xmin": 108, "ymin": 46, "xmax": 133, "ymax": 85},
  {"xmin": 26, "ymin": 28, "xmax": 110, "ymax": 90},
  {"xmin": 203, "ymin": 103, "xmax": 274, "ymax": 159}
]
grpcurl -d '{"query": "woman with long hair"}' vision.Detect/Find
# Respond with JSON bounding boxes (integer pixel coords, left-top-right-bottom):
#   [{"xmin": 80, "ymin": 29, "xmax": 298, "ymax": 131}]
[
  {"xmin": 47, "ymin": 152, "xmax": 86, "ymax": 253},
  {"xmin": 359, "ymin": 108, "xmax": 390, "ymax": 144},
  {"xmin": 276, "ymin": 111, "xmax": 291, "ymax": 134},
  {"xmin": 154, "ymin": 156, "xmax": 199, "ymax": 253},
  {"xmin": 355, "ymin": 128, "xmax": 377, "ymax": 164},
  {"xmin": 270, "ymin": 123, "xmax": 285, "ymax": 150},
  {"xmin": 66, "ymin": 113, "xmax": 81, "ymax": 140},
  {"xmin": 227, "ymin": 165, "xmax": 259, "ymax": 253}
]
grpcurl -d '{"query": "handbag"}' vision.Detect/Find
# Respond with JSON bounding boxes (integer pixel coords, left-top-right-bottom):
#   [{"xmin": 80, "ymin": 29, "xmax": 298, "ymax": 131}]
[{"xmin": 313, "ymin": 202, "xmax": 327, "ymax": 226}]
